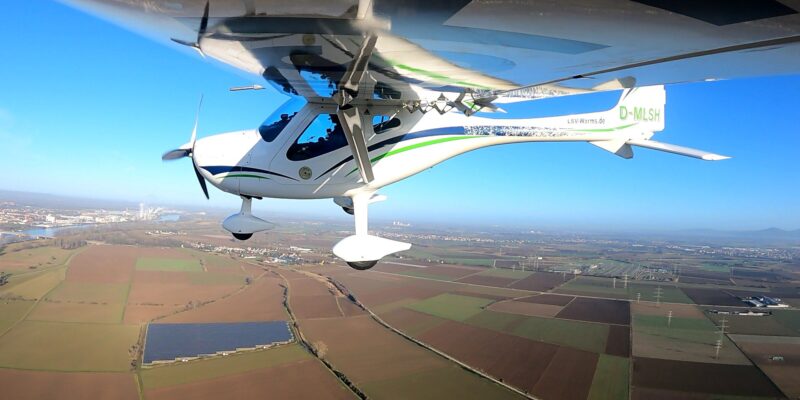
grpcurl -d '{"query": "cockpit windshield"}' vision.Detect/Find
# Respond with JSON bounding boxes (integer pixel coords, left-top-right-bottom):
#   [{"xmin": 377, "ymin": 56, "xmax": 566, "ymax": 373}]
[{"xmin": 258, "ymin": 95, "xmax": 307, "ymax": 142}]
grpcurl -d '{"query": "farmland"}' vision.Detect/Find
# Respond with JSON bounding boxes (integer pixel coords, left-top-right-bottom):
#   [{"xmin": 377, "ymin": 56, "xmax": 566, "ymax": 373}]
[
  {"xmin": 141, "ymin": 344, "xmax": 309, "ymax": 389},
  {"xmin": 1, "ymin": 214, "xmax": 800, "ymax": 400},
  {"xmin": 631, "ymin": 311, "xmax": 750, "ymax": 364},
  {"xmin": 730, "ymin": 335, "xmax": 800, "ymax": 398},
  {"xmin": 135, "ymin": 257, "xmax": 203, "ymax": 272},
  {"xmin": 632, "ymin": 357, "xmax": 783, "ymax": 398},
  {"xmin": 0, "ymin": 370, "xmax": 139, "ymax": 400},
  {"xmin": 0, "ymin": 320, "xmax": 140, "ymax": 371}
]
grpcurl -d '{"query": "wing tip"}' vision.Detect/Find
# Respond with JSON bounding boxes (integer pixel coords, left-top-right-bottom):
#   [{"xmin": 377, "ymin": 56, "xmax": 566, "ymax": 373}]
[{"xmin": 702, "ymin": 154, "xmax": 731, "ymax": 161}]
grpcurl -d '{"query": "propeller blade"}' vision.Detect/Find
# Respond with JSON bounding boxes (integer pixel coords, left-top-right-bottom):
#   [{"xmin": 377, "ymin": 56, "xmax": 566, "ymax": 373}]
[
  {"xmin": 198, "ymin": 1, "xmax": 210, "ymax": 39},
  {"xmin": 161, "ymin": 149, "xmax": 191, "ymax": 161},
  {"xmin": 193, "ymin": 164, "xmax": 210, "ymax": 199},
  {"xmin": 190, "ymin": 94, "xmax": 203, "ymax": 147}
]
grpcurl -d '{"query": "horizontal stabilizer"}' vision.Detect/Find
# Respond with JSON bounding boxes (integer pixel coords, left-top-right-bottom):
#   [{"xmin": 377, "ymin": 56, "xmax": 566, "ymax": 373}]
[
  {"xmin": 590, "ymin": 140, "xmax": 633, "ymax": 159},
  {"xmin": 627, "ymin": 139, "xmax": 730, "ymax": 161}
]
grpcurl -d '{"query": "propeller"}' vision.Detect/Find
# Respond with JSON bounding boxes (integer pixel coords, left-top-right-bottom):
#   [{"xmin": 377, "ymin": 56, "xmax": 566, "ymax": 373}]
[
  {"xmin": 162, "ymin": 96, "xmax": 210, "ymax": 199},
  {"xmin": 170, "ymin": 1, "xmax": 210, "ymax": 57}
]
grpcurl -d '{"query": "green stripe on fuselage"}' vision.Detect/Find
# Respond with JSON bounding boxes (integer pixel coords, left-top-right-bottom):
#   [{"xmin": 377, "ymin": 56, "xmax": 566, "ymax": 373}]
[
  {"xmin": 347, "ymin": 135, "xmax": 482, "ymax": 176},
  {"xmin": 220, "ymin": 174, "xmax": 270, "ymax": 180}
]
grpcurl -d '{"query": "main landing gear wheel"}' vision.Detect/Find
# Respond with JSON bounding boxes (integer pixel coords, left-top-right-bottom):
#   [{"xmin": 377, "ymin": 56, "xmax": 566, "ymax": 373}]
[
  {"xmin": 232, "ymin": 233, "xmax": 253, "ymax": 241},
  {"xmin": 346, "ymin": 260, "xmax": 378, "ymax": 270}
]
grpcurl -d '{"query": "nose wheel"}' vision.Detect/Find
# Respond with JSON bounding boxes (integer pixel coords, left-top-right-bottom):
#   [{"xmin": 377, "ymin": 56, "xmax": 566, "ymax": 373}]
[
  {"xmin": 222, "ymin": 197, "xmax": 274, "ymax": 241},
  {"xmin": 232, "ymin": 232, "xmax": 253, "ymax": 241}
]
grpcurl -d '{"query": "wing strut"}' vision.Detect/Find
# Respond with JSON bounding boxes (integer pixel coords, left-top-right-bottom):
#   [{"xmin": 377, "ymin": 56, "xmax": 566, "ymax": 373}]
[
  {"xmin": 337, "ymin": 105, "xmax": 374, "ymax": 183},
  {"xmin": 335, "ymin": 34, "xmax": 378, "ymax": 183}
]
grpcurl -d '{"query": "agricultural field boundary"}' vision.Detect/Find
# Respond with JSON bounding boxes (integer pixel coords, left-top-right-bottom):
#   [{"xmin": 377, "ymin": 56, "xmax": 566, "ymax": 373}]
[
  {"xmin": 301, "ymin": 268, "xmax": 537, "ymax": 400},
  {"xmin": 0, "ymin": 248, "xmax": 85, "ymax": 338}
]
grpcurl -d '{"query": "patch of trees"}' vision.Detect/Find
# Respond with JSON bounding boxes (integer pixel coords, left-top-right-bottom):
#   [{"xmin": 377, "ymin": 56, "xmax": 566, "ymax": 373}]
[{"xmin": 52, "ymin": 238, "xmax": 87, "ymax": 250}]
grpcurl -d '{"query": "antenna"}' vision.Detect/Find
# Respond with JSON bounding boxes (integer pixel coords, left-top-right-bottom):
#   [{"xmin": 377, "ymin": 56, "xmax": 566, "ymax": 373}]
[
  {"xmin": 636, "ymin": 292, "xmax": 641, "ymax": 304},
  {"xmin": 623, "ymin": 274, "xmax": 628, "ymax": 289},
  {"xmin": 229, "ymin": 84, "xmax": 265, "ymax": 91}
]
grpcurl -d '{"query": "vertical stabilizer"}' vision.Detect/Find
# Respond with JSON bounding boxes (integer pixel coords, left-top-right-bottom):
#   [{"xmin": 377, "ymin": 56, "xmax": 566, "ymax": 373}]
[{"xmin": 607, "ymin": 85, "xmax": 665, "ymax": 133}]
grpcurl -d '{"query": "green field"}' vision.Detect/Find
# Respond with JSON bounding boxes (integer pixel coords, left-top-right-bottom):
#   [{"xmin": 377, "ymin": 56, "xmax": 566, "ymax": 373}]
[
  {"xmin": 0, "ymin": 320, "xmax": 139, "ymax": 371},
  {"xmin": 697, "ymin": 262, "xmax": 732, "ymax": 273},
  {"xmin": 0, "ymin": 300, "xmax": 36, "ymax": 334},
  {"xmin": 135, "ymin": 257, "xmax": 202, "ymax": 272},
  {"xmin": 464, "ymin": 310, "xmax": 524, "ymax": 331},
  {"xmin": 706, "ymin": 313, "xmax": 797, "ymax": 336},
  {"xmin": 401, "ymin": 247, "xmax": 496, "ymax": 267},
  {"xmin": 361, "ymin": 364, "xmax": 523, "ymax": 400},
  {"xmin": 587, "ymin": 355, "xmax": 629, "ymax": 400},
  {"xmin": 555, "ymin": 276, "xmax": 693, "ymax": 304},
  {"xmin": 772, "ymin": 310, "xmax": 800, "ymax": 334},
  {"xmin": 633, "ymin": 314, "xmax": 719, "ymax": 343},
  {"xmin": 476, "ymin": 269, "xmax": 532, "ymax": 280},
  {"xmin": 632, "ymin": 313, "xmax": 750, "ymax": 364},
  {"xmin": 141, "ymin": 344, "xmax": 309, "ymax": 390},
  {"xmin": 407, "ymin": 294, "xmax": 493, "ymax": 322},
  {"xmin": 511, "ymin": 316, "xmax": 609, "ymax": 353}
]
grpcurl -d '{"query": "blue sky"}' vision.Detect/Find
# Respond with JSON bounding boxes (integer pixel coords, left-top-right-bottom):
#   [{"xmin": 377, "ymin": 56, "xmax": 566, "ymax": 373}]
[{"xmin": 1, "ymin": 1, "xmax": 798, "ymax": 231}]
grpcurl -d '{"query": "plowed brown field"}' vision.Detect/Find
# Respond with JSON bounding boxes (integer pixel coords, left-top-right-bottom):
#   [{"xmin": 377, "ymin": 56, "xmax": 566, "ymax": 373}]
[
  {"xmin": 518, "ymin": 293, "xmax": 574, "ymax": 306},
  {"xmin": 509, "ymin": 272, "xmax": 570, "ymax": 292},
  {"xmin": 158, "ymin": 276, "xmax": 287, "ymax": 323},
  {"xmin": 556, "ymin": 297, "xmax": 630, "ymax": 325},
  {"xmin": 417, "ymin": 320, "xmax": 561, "ymax": 393},
  {"xmin": 531, "ymin": 346, "xmax": 599, "ymax": 400},
  {"xmin": 0, "ymin": 369, "xmax": 138, "ymax": 400},
  {"xmin": 606, "ymin": 324, "xmax": 631, "ymax": 357},
  {"xmin": 145, "ymin": 359, "xmax": 353, "ymax": 400},
  {"xmin": 633, "ymin": 357, "xmax": 783, "ymax": 397},
  {"xmin": 65, "ymin": 245, "xmax": 138, "ymax": 283}
]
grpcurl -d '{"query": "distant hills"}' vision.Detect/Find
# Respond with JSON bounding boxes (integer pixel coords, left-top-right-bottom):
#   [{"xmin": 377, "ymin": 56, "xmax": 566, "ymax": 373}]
[
  {"xmin": 679, "ymin": 227, "xmax": 800, "ymax": 240},
  {"xmin": 0, "ymin": 190, "xmax": 140, "ymax": 210}
]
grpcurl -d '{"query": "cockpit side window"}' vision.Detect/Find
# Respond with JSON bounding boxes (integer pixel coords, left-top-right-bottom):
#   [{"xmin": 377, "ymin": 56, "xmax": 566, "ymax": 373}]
[
  {"xmin": 258, "ymin": 95, "xmax": 306, "ymax": 143},
  {"xmin": 259, "ymin": 113, "xmax": 294, "ymax": 142},
  {"xmin": 287, "ymin": 114, "xmax": 348, "ymax": 161},
  {"xmin": 372, "ymin": 115, "xmax": 401, "ymax": 134}
]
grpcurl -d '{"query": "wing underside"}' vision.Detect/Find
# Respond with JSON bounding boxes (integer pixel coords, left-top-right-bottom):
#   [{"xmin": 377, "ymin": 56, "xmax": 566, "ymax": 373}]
[{"xmin": 64, "ymin": 0, "xmax": 800, "ymax": 101}]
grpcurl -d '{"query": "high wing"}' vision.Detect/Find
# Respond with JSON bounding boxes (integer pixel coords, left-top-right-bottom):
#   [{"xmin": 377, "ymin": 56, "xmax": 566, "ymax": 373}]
[{"xmin": 63, "ymin": 0, "xmax": 800, "ymax": 103}]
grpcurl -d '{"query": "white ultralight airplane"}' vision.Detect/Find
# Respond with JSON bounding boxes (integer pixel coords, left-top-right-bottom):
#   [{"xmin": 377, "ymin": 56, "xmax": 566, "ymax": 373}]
[{"xmin": 65, "ymin": 0, "xmax": 800, "ymax": 269}]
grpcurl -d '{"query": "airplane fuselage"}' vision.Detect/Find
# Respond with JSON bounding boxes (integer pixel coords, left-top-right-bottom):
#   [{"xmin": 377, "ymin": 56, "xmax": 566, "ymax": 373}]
[{"xmin": 193, "ymin": 90, "xmax": 665, "ymax": 201}]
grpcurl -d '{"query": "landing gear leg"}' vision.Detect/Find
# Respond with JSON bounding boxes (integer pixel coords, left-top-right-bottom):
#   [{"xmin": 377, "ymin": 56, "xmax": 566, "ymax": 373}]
[
  {"xmin": 222, "ymin": 196, "xmax": 274, "ymax": 240},
  {"xmin": 333, "ymin": 192, "xmax": 411, "ymax": 270}
]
